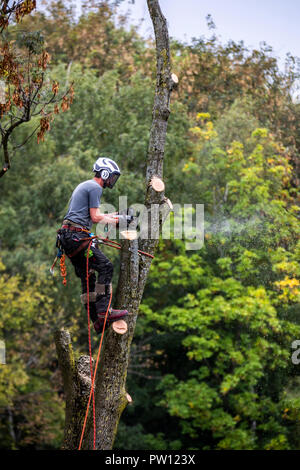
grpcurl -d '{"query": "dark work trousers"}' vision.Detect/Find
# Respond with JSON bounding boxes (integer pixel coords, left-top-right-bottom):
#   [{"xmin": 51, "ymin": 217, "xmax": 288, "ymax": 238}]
[{"xmin": 58, "ymin": 230, "xmax": 113, "ymax": 322}]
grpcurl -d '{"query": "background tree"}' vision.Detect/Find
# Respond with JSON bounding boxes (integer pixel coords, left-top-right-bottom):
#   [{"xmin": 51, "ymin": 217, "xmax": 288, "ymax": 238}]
[
  {"xmin": 54, "ymin": 0, "xmax": 177, "ymax": 450},
  {"xmin": 0, "ymin": 0, "xmax": 74, "ymax": 177}
]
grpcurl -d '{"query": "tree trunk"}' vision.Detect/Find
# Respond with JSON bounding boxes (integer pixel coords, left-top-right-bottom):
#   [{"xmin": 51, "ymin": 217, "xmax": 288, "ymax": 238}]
[
  {"xmin": 54, "ymin": 0, "xmax": 176, "ymax": 450},
  {"xmin": 54, "ymin": 329, "xmax": 92, "ymax": 450}
]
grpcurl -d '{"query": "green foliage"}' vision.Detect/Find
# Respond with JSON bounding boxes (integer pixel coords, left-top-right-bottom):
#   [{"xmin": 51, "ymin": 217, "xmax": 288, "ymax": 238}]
[
  {"xmin": 0, "ymin": 259, "xmax": 65, "ymax": 448},
  {"xmin": 137, "ymin": 106, "xmax": 300, "ymax": 449},
  {"xmin": 16, "ymin": 31, "xmax": 45, "ymax": 54}
]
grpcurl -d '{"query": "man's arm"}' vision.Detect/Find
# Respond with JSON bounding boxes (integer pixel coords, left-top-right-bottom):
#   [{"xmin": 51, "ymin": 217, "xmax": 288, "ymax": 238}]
[{"xmin": 90, "ymin": 208, "xmax": 118, "ymax": 225}]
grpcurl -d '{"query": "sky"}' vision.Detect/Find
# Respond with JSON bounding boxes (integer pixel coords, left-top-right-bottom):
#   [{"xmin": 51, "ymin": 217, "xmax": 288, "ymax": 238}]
[{"xmin": 112, "ymin": 0, "xmax": 300, "ymax": 68}]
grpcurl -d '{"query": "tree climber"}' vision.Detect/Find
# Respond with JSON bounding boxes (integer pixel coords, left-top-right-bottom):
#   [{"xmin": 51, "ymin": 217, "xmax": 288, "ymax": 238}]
[{"xmin": 57, "ymin": 157, "xmax": 128, "ymax": 333}]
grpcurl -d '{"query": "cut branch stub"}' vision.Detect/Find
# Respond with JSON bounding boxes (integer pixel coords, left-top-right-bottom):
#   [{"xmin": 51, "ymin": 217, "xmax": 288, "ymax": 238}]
[
  {"xmin": 126, "ymin": 393, "xmax": 133, "ymax": 403},
  {"xmin": 171, "ymin": 73, "xmax": 179, "ymax": 84},
  {"xmin": 170, "ymin": 73, "xmax": 179, "ymax": 90},
  {"xmin": 120, "ymin": 230, "xmax": 138, "ymax": 240},
  {"xmin": 159, "ymin": 197, "xmax": 173, "ymax": 227},
  {"xmin": 149, "ymin": 176, "xmax": 165, "ymax": 192},
  {"xmin": 112, "ymin": 319, "xmax": 128, "ymax": 335},
  {"xmin": 165, "ymin": 197, "xmax": 173, "ymax": 210}
]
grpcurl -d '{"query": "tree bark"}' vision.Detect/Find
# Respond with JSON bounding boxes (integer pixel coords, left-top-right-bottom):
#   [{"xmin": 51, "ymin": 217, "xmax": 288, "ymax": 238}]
[
  {"xmin": 55, "ymin": 0, "xmax": 176, "ymax": 450},
  {"xmin": 54, "ymin": 329, "xmax": 91, "ymax": 450}
]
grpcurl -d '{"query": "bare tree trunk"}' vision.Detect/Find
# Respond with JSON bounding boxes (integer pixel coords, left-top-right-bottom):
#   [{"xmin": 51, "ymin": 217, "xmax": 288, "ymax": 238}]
[
  {"xmin": 54, "ymin": 329, "xmax": 92, "ymax": 449},
  {"xmin": 55, "ymin": 0, "xmax": 177, "ymax": 450},
  {"xmin": 7, "ymin": 406, "xmax": 17, "ymax": 449}
]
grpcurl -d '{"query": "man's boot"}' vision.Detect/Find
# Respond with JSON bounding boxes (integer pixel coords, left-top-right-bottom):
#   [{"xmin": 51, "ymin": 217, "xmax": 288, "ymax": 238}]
[
  {"xmin": 93, "ymin": 308, "xmax": 129, "ymax": 334},
  {"xmin": 94, "ymin": 283, "xmax": 128, "ymax": 334}
]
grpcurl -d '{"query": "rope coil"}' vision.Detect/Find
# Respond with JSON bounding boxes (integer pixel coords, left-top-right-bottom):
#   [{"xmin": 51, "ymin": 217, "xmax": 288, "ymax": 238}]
[{"xmin": 59, "ymin": 254, "xmax": 67, "ymax": 285}]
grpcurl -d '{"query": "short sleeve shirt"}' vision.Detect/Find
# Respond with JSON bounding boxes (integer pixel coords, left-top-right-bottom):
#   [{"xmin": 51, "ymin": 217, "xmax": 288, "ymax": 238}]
[{"xmin": 64, "ymin": 179, "xmax": 102, "ymax": 230}]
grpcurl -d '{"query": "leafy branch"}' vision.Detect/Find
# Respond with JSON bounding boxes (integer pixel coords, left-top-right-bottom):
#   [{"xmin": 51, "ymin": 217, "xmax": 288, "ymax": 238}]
[{"xmin": 0, "ymin": 26, "xmax": 74, "ymax": 177}]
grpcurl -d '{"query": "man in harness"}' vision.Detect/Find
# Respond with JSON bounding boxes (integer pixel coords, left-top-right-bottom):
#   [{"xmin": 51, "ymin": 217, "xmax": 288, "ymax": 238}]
[{"xmin": 58, "ymin": 157, "xmax": 128, "ymax": 334}]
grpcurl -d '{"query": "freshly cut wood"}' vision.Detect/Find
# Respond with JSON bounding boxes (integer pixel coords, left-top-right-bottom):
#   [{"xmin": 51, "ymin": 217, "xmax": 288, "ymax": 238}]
[
  {"xmin": 126, "ymin": 393, "xmax": 133, "ymax": 403},
  {"xmin": 165, "ymin": 197, "xmax": 173, "ymax": 210},
  {"xmin": 112, "ymin": 320, "xmax": 128, "ymax": 335},
  {"xmin": 120, "ymin": 230, "xmax": 138, "ymax": 240},
  {"xmin": 171, "ymin": 73, "xmax": 179, "ymax": 83},
  {"xmin": 150, "ymin": 176, "xmax": 165, "ymax": 192},
  {"xmin": 159, "ymin": 197, "xmax": 173, "ymax": 227}
]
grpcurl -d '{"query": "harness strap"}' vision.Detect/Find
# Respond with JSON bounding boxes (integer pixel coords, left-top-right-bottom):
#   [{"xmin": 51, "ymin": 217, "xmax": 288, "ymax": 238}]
[{"xmin": 67, "ymin": 239, "xmax": 91, "ymax": 258}]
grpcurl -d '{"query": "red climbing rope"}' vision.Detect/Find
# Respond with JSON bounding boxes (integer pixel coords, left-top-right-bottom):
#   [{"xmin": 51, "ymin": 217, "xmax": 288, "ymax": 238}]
[
  {"xmin": 85, "ymin": 239, "xmax": 96, "ymax": 450},
  {"xmin": 78, "ymin": 239, "xmax": 112, "ymax": 451}
]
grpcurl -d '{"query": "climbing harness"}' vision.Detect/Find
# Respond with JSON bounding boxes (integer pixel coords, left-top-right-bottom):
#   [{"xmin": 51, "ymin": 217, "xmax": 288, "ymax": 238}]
[{"xmin": 50, "ymin": 226, "xmax": 154, "ymax": 285}]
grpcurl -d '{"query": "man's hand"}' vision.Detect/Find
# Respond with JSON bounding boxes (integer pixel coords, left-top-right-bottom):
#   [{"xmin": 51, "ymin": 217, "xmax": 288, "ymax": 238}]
[{"xmin": 90, "ymin": 208, "xmax": 118, "ymax": 225}]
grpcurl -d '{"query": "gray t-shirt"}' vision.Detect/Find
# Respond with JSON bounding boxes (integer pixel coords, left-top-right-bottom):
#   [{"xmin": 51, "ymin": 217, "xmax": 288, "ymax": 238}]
[{"xmin": 64, "ymin": 179, "xmax": 103, "ymax": 229}]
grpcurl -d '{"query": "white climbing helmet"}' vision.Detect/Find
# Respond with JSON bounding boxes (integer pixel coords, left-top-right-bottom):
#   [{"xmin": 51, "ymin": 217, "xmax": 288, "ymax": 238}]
[{"xmin": 92, "ymin": 157, "xmax": 121, "ymax": 189}]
